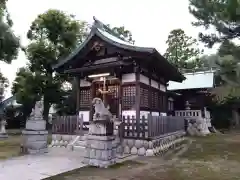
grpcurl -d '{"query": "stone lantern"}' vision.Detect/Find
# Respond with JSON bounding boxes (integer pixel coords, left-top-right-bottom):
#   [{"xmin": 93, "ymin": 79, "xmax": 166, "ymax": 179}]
[{"xmin": 0, "ymin": 119, "xmax": 8, "ymax": 138}]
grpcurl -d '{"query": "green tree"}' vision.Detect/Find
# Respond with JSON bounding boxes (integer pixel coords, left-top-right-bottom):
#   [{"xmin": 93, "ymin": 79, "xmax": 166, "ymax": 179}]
[
  {"xmin": 213, "ymin": 41, "xmax": 240, "ymax": 100},
  {"xmin": 12, "ymin": 67, "xmax": 42, "ymax": 120},
  {"xmin": 106, "ymin": 24, "xmax": 135, "ymax": 44},
  {"xmin": 13, "ymin": 9, "xmax": 88, "ymax": 121},
  {"xmin": 164, "ymin": 29, "xmax": 203, "ymax": 71},
  {"xmin": 111, "ymin": 26, "xmax": 135, "ymax": 44},
  {"xmin": 0, "ymin": 0, "xmax": 19, "ymax": 63},
  {"xmin": 189, "ymin": 0, "xmax": 240, "ymax": 47},
  {"xmin": 199, "ymin": 54, "xmax": 219, "ymax": 70},
  {"xmin": 0, "ymin": 0, "xmax": 19, "ymax": 101},
  {"xmin": 211, "ymin": 40, "xmax": 240, "ymax": 127},
  {"xmin": 0, "ymin": 73, "xmax": 8, "ymax": 101}
]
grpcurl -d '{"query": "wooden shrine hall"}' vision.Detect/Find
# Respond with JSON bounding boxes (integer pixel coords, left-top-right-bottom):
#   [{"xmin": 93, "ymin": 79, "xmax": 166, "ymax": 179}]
[{"xmin": 52, "ymin": 17, "xmax": 185, "ymax": 122}]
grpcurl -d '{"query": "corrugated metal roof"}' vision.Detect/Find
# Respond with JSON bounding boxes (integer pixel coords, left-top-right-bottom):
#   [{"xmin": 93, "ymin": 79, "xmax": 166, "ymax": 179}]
[{"xmin": 167, "ymin": 70, "xmax": 215, "ymax": 90}]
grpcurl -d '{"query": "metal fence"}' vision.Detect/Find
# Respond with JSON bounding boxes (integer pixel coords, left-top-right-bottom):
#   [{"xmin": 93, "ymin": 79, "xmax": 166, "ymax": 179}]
[{"xmin": 123, "ymin": 115, "xmax": 185, "ymax": 140}]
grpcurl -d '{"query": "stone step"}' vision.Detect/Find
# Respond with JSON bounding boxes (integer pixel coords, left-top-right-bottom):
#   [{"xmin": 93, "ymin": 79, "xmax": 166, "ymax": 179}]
[
  {"xmin": 75, "ymin": 140, "xmax": 86, "ymax": 147},
  {"xmin": 73, "ymin": 145, "xmax": 86, "ymax": 155},
  {"xmin": 79, "ymin": 135, "xmax": 87, "ymax": 141}
]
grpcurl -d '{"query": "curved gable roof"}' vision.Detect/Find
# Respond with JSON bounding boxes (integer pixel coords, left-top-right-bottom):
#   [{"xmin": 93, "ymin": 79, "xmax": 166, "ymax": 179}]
[
  {"xmin": 52, "ymin": 17, "xmax": 185, "ymax": 82},
  {"xmin": 52, "ymin": 17, "xmax": 155, "ymax": 70}
]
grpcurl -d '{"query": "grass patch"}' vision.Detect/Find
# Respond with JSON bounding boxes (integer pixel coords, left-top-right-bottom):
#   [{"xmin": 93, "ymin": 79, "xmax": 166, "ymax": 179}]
[
  {"xmin": 0, "ymin": 135, "xmax": 22, "ymax": 159},
  {"xmin": 0, "ymin": 134, "xmax": 52, "ymax": 160},
  {"xmin": 44, "ymin": 160, "xmax": 144, "ymax": 180},
  {"xmin": 7, "ymin": 129, "xmax": 23, "ymax": 136},
  {"xmin": 109, "ymin": 160, "xmax": 144, "ymax": 169},
  {"xmin": 163, "ymin": 139, "xmax": 189, "ymax": 160},
  {"xmin": 180, "ymin": 134, "xmax": 240, "ymax": 162},
  {"xmin": 4, "ymin": 133, "xmax": 240, "ymax": 180},
  {"xmin": 166, "ymin": 161, "xmax": 240, "ymax": 180}
]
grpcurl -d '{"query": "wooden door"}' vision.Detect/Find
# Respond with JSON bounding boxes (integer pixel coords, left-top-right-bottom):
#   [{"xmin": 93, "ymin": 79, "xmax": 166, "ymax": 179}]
[{"xmin": 93, "ymin": 79, "xmax": 120, "ymax": 118}]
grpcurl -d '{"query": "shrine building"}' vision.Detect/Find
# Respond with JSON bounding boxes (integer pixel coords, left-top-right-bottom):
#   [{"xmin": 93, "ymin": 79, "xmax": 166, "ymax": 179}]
[
  {"xmin": 53, "ymin": 17, "xmax": 185, "ymax": 122},
  {"xmin": 168, "ymin": 70, "xmax": 215, "ymax": 117}
]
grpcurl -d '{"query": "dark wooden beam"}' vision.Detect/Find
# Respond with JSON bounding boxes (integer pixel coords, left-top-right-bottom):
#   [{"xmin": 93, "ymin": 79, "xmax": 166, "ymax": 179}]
[
  {"xmin": 140, "ymin": 67, "xmax": 165, "ymax": 84},
  {"xmin": 148, "ymin": 76, "xmax": 152, "ymax": 114},
  {"xmin": 118, "ymin": 72, "xmax": 122, "ymax": 119},
  {"xmin": 64, "ymin": 61, "xmax": 132, "ymax": 74},
  {"xmin": 89, "ymin": 82, "xmax": 95, "ymax": 122},
  {"xmin": 75, "ymin": 76, "xmax": 80, "ymax": 112},
  {"xmin": 158, "ymin": 81, "xmax": 161, "ymax": 115},
  {"xmin": 135, "ymin": 67, "xmax": 140, "ymax": 138}
]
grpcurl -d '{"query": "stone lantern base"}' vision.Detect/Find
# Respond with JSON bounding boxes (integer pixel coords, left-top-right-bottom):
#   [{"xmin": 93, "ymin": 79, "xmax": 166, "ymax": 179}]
[
  {"xmin": 22, "ymin": 130, "xmax": 48, "ymax": 154},
  {"xmin": 0, "ymin": 133, "xmax": 8, "ymax": 139},
  {"xmin": 22, "ymin": 120, "xmax": 48, "ymax": 154},
  {"xmin": 82, "ymin": 120, "xmax": 117, "ymax": 168}
]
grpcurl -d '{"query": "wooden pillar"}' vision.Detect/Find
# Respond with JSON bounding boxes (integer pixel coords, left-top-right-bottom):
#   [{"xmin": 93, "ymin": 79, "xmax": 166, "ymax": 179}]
[
  {"xmin": 158, "ymin": 81, "xmax": 161, "ymax": 115},
  {"xmin": 135, "ymin": 68, "xmax": 140, "ymax": 137},
  {"xmin": 89, "ymin": 81, "xmax": 95, "ymax": 122},
  {"xmin": 118, "ymin": 73, "xmax": 122, "ymax": 120},
  {"xmin": 75, "ymin": 76, "xmax": 80, "ymax": 112},
  {"xmin": 163, "ymin": 87, "xmax": 167, "ymax": 114},
  {"xmin": 148, "ymin": 77, "xmax": 152, "ymax": 115}
]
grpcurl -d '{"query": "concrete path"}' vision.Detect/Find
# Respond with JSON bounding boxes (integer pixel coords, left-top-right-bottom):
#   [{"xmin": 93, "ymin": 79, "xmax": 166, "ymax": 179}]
[{"xmin": 0, "ymin": 148, "xmax": 86, "ymax": 180}]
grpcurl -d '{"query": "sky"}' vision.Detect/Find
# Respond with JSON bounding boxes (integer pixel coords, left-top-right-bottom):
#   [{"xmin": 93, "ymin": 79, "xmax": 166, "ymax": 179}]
[{"xmin": 0, "ymin": 0, "xmax": 218, "ymax": 99}]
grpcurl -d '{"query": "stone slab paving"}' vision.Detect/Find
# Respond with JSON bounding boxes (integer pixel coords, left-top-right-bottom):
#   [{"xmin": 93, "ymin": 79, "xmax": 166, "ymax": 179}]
[{"xmin": 0, "ymin": 148, "xmax": 86, "ymax": 180}]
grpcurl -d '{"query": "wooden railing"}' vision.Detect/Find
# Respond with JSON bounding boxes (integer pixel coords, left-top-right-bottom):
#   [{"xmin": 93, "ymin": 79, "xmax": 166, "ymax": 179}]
[
  {"xmin": 52, "ymin": 114, "xmax": 185, "ymax": 139},
  {"xmin": 123, "ymin": 115, "xmax": 185, "ymax": 140},
  {"xmin": 175, "ymin": 110, "xmax": 202, "ymax": 117},
  {"xmin": 52, "ymin": 115, "xmax": 89, "ymax": 135}
]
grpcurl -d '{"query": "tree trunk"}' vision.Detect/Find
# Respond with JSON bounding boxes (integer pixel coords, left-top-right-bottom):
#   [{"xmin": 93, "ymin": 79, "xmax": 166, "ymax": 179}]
[{"xmin": 43, "ymin": 96, "xmax": 50, "ymax": 129}]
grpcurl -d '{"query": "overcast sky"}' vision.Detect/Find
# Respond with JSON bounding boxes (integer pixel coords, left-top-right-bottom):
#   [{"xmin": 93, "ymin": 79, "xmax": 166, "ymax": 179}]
[{"xmin": 1, "ymin": 0, "xmax": 217, "ymax": 99}]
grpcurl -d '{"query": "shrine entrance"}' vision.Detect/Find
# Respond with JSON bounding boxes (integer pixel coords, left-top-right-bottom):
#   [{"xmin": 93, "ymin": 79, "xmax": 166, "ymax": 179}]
[{"xmin": 92, "ymin": 77, "xmax": 121, "ymax": 118}]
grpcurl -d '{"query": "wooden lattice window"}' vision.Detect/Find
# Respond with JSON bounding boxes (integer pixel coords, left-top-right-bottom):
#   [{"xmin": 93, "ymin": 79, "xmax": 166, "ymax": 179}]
[
  {"xmin": 158, "ymin": 92, "xmax": 164, "ymax": 111},
  {"xmin": 122, "ymin": 85, "xmax": 136, "ymax": 109},
  {"xmin": 80, "ymin": 88, "xmax": 91, "ymax": 108},
  {"xmin": 140, "ymin": 86, "xmax": 148, "ymax": 108},
  {"xmin": 151, "ymin": 89, "xmax": 158, "ymax": 109}
]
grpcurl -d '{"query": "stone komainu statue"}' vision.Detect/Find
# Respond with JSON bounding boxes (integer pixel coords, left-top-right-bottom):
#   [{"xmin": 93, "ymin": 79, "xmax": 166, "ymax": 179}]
[
  {"xmin": 29, "ymin": 100, "xmax": 44, "ymax": 120},
  {"xmin": 92, "ymin": 97, "xmax": 112, "ymax": 120}
]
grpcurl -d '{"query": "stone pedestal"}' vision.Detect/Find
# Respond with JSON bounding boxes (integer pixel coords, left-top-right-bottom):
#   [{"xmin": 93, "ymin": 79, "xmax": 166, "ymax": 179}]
[
  {"xmin": 83, "ymin": 121, "xmax": 117, "ymax": 168},
  {"xmin": 22, "ymin": 120, "xmax": 48, "ymax": 154},
  {"xmin": 200, "ymin": 118, "xmax": 210, "ymax": 135},
  {"xmin": 0, "ymin": 120, "xmax": 8, "ymax": 139}
]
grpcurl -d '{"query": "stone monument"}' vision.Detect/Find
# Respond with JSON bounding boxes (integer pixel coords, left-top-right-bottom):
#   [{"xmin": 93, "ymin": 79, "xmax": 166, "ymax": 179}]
[
  {"xmin": 83, "ymin": 77, "xmax": 117, "ymax": 168},
  {"xmin": 0, "ymin": 119, "xmax": 8, "ymax": 139},
  {"xmin": 22, "ymin": 99, "xmax": 48, "ymax": 154}
]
